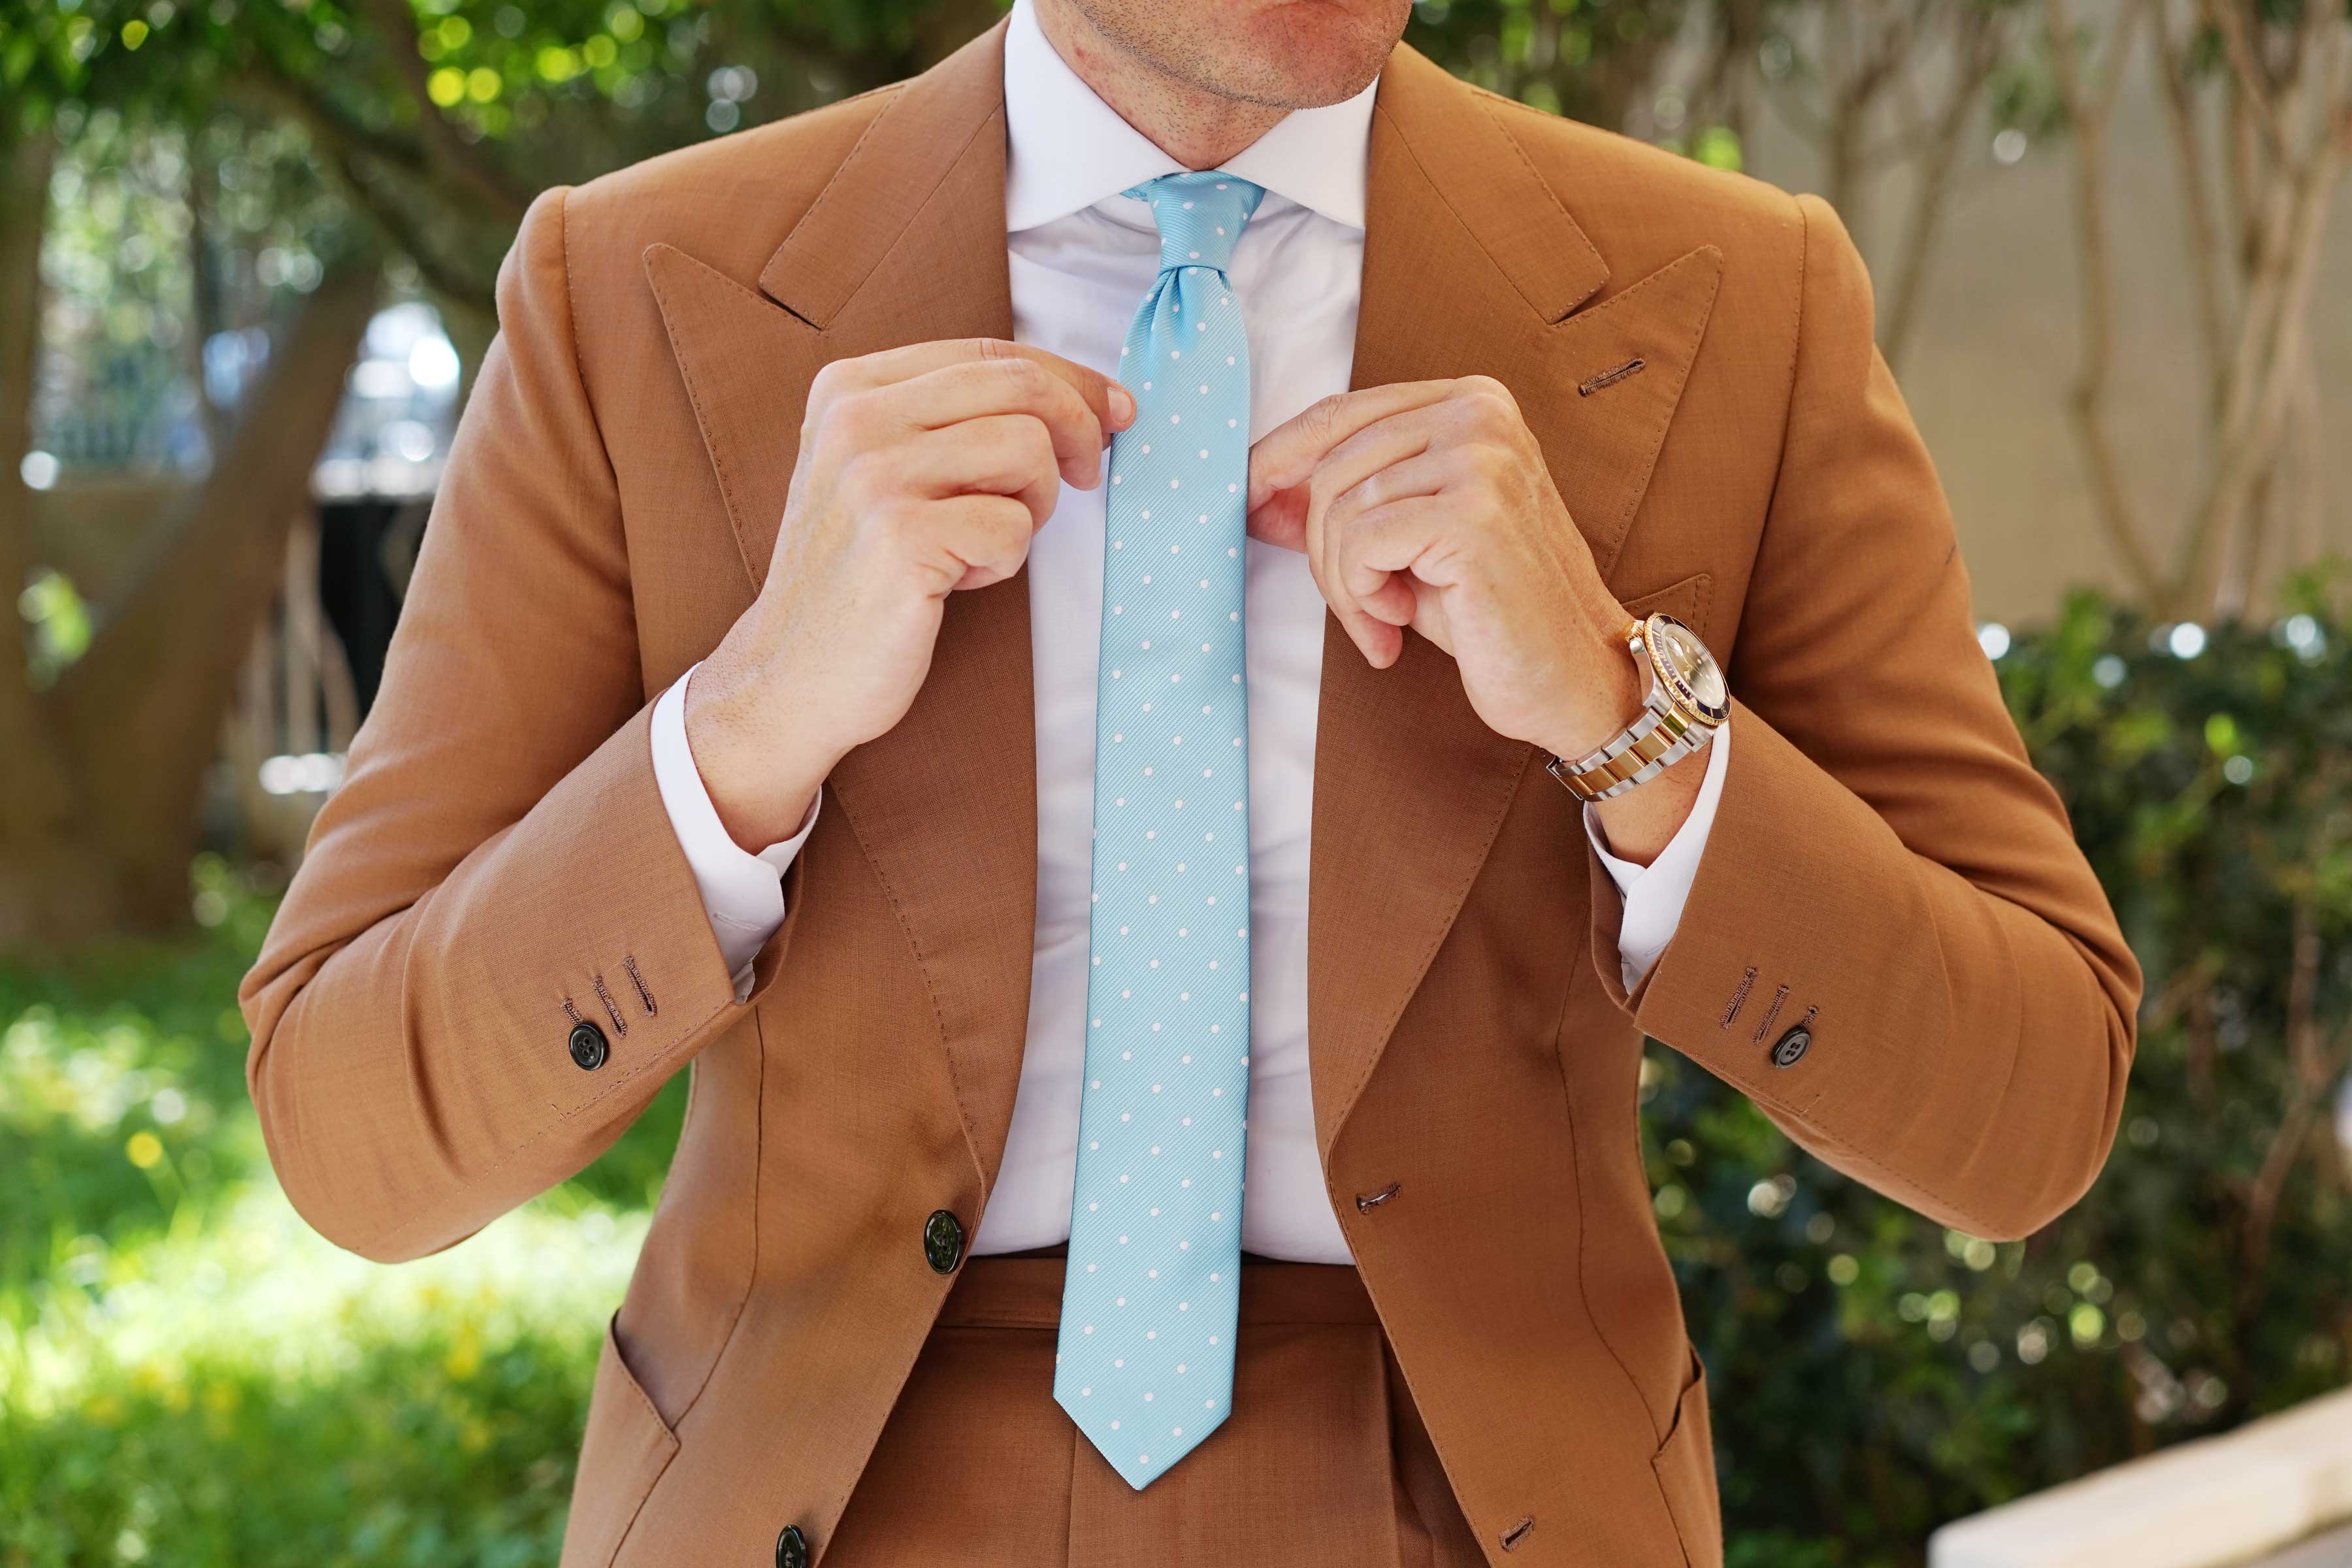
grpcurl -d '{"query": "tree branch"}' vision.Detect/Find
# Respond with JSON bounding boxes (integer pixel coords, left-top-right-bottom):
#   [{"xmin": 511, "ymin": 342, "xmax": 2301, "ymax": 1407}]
[
  {"xmin": 320, "ymin": 140, "xmax": 498, "ymax": 321},
  {"xmin": 2200, "ymin": 0, "xmax": 2289, "ymax": 162},
  {"xmin": 2048, "ymin": 0, "xmax": 2167, "ymax": 604},
  {"xmin": 233, "ymin": 66, "xmax": 435, "ymax": 184},
  {"xmin": 2150, "ymin": 0, "xmax": 2229, "ymax": 408},
  {"xmin": 1882, "ymin": 3, "xmax": 2007, "ymax": 370},
  {"xmin": 229, "ymin": 70, "xmax": 500, "ymax": 319},
  {"xmin": 356, "ymin": 0, "xmax": 536, "ymax": 223}
]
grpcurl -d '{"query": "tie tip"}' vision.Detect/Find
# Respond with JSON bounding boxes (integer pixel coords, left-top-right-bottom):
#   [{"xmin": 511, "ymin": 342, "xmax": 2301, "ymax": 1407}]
[{"xmin": 1056, "ymin": 1380, "xmax": 1230, "ymax": 1490}]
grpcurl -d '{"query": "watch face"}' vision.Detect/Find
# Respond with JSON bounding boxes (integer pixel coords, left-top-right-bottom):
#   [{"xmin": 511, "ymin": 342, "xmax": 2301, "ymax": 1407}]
[{"xmin": 1647, "ymin": 615, "xmax": 1729, "ymax": 723}]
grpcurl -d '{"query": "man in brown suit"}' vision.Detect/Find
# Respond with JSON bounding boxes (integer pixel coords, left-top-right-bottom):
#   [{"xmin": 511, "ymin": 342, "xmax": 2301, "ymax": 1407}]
[{"xmin": 240, "ymin": 0, "xmax": 2140, "ymax": 1563}]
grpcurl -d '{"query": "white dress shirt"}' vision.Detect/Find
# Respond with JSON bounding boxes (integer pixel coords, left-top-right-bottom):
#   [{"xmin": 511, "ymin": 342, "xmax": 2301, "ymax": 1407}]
[{"xmin": 647, "ymin": 0, "xmax": 1731, "ymax": 1263}]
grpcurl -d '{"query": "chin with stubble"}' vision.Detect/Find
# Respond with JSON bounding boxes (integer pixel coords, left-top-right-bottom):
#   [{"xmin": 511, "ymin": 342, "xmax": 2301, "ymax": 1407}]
[{"xmin": 1050, "ymin": 0, "xmax": 1412, "ymax": 110}]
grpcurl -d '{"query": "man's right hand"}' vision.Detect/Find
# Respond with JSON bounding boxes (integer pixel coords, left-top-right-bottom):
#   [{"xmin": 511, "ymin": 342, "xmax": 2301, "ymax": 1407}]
[{"xmin": 683, "ymin": 338, "xmax": 1135, "ymax": 851}]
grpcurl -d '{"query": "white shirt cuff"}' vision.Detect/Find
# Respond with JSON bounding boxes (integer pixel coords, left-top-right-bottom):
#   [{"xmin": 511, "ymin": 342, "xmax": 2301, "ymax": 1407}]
[
  {"xmin": 650, "ymin": 660, "xmax": 820, "ymax": 1002},
  {"xmin": 1582, "ymin": 718, "xmax": 1731, "ymax": 994}
]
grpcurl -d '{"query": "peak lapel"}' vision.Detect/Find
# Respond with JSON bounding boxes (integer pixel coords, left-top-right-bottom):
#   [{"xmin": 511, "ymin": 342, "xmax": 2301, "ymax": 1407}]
[
  {"xmin": 647, "ymin": 20, "xmax": 1040, "ymax": 1188},
  {"xmin": 1308, "ymin": 46, "xmax": 1726, "ymax": 1158}
]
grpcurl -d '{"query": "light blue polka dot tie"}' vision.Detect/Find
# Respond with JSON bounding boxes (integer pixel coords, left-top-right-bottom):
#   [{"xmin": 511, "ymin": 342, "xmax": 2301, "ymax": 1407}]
[{"xmin": 1054, "ymin": 171, "xmax": 1265, "ymax": 1490}]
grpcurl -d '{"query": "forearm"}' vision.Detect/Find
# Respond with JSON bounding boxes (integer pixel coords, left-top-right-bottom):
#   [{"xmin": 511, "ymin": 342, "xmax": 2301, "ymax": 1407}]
[
  {"xmin": 1592, "ymin": 189, "xmax": 2140, "ymax": 1237},
  {"xmin": 240, "ymin": 186, "xmax": 797, "ymax": 1262},
  {"xmin": 1593, "ymin": 704, "xmax": 2134, "ymax": 1239},
  {"xmin": 243, "ymin": 702, "xmax": 782, "ymax": 1262}
]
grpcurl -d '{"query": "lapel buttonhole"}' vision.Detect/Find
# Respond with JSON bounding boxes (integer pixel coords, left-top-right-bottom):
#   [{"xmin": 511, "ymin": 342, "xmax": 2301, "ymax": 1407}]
[{"xmin": 1576, "ymin": 357, "xmax": 1648, "ymax": 397}]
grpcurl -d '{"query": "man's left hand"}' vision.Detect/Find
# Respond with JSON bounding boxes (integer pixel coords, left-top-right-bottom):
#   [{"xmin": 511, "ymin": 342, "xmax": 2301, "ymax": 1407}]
[{"xmin": 1244, "ymin": 376, "xmax": 1703, "ymax": 862}]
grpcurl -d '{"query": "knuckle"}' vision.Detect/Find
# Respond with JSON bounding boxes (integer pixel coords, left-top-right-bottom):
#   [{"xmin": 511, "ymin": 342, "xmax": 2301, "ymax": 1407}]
[
  {"xmin": 999, "ymin": 497, "xmax": 1038, "ymax": 542},
  {"xmin": 1303, "ymin": 393, "xmax": 1349, "ymax": 440},
  {"xmin": 1460, "ymin": 372, "xmax": 1515, "ymax": 410},
  {"xmin": 996, "ymin": 355, "xmax": 1049, "ymax": 397},
  {"xmin": 825, "ymin": 390, "xmax": 889, "ymax": 451},
  {"xmin": 1306, "ymin": 461, "xmax": 1348, "ymax": 510},
  {"xmin": 1331, "ymin": 472, "xmax": 1379, "ymax": 523},
  {"xmin": 1465, "ymin": 440, "xmax": 1512, "ymax": 484},
  {"xmin": 807, "ymin": 357, "xmax": 852, "ymax": 403},
  {"xmin": 1019, "ymin": 415, "xmax": 1060, "ymax": 465}
]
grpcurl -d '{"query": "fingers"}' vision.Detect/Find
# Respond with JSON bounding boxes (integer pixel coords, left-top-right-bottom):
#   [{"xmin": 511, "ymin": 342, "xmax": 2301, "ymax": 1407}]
[
  {"xmin": 924, "ymin": 493, "xmax": 1041, "ymax": 593},
  {"xmin": 833, "ymin": 338, "xmax": 1135, "ymax": 454},
  {"xmin": 886, "ymin": 355, "xmax": 1124, "ymax": 489},
  {"xmin": 1332, "ymin": 495, "xmax": 1451, "ymax": 615},
  {"xmin": 1245, "ymin": 381, "xmax": 1452, "ymax": 514},
  {"xmin": 889, "ymin": 414, "xmax": 1065, "ymax": 529},
  {"xmin": 1305, "ymin": 415, "xmax": 1452, "ymax": 668}
]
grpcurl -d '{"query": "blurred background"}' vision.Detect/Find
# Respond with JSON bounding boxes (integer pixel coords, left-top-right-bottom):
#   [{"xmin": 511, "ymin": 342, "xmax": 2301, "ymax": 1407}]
[{"xmin": 1, "ymin": 0, "xmax": 2349, "ymax": 1563}]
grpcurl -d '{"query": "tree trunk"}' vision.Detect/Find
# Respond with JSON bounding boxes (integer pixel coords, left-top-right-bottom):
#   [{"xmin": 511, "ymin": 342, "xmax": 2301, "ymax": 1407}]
[
  {"xmin": 0, "ymin": 133, "xmax": 80, "ymax": 851},
  {"xmin": 0, "ymin": 252, "xmax": 383, "ymax": 947},
  {"xmin": 0, "ymin": 130, "xmax": 123, "ymax": 945}
]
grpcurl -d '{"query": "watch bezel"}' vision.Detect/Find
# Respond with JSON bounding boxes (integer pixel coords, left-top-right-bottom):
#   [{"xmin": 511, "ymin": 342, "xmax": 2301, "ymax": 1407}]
[{"xmin": 1637, "ymin": 613, "xmax": 1729, "ymax": 728}]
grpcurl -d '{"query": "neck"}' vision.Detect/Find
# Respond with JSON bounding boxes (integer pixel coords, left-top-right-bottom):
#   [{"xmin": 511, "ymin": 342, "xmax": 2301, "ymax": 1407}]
[{"xmin": 1032, "ymin": 0, "xmax": 1290, "ymax": 169}]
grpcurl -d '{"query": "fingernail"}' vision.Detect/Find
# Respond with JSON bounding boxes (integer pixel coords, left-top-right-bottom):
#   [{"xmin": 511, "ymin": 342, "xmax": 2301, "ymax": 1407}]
[{"xmin": 1108, "ymin": 384, "xmax": 1136, "ymax": 426}]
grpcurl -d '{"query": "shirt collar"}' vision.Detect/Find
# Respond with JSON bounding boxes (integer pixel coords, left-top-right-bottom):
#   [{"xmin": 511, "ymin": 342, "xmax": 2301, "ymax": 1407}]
[{"xmin": 1003, "ymin": 0, "xmax": 1376, "ymax": 234}]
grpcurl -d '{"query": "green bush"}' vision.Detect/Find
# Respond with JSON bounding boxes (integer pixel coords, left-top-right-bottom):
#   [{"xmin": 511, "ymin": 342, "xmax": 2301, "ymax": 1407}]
[
  {"xmin": 6, "ymin": 587, "xmax": 2350, "ymax": 1565},
  {"xmin": 0, "ymin": 861, "xmax": 684, "ymax": 1567},
  {"xmin": 1651, "ymin": 582, "xmax": 2352, "ymax": 1565}
]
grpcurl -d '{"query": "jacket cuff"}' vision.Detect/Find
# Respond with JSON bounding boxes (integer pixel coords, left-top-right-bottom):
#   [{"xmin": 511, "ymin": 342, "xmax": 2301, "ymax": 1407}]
[
  {"xmin": 649, "ymin": 661, "xmax": 821, "ymax": 998},
  {"xmin": 1582, "ymin": 718, "xmax": 1731, "ymax": 992},
  {"xmin": 1586, "ymin": 698, "xmax": 1948, "ymax": 1112}
]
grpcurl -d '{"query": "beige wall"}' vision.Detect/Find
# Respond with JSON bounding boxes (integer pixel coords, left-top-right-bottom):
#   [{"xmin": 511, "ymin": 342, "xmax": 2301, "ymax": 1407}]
[{"xmin": 1735, "ymin": 31, "xmax": 2351, "ymax": 627}]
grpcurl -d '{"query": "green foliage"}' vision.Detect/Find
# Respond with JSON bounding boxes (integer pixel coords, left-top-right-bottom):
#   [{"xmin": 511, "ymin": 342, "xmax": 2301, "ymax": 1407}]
[
  {"xmin": 1648, "ymin": 580, "xmax": 2352, "ymax": 1565},
  {"xmin": 0, "ymin": 861, "xmax": 683, "ymax": 1566},
  {"xmin": 1406, "ymin": 0, "xmax": 1691, "ymax": 124},
  {"xmin": 8, "ymin": 591, "xmax": 2352, "ymax": 1563}
]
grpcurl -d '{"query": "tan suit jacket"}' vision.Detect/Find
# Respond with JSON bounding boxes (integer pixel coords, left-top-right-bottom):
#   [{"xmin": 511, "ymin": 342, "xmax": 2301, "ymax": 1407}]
[{"xmin": 240, "ymin": 21, "xmax": 2140, "ymax": 1568}]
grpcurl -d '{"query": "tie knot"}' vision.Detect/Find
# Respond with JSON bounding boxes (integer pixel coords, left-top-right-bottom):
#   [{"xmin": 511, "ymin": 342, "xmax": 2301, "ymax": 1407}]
[{"xmin": 1125, "ymin": 171, "xmax": 1264, "ymax": 274}]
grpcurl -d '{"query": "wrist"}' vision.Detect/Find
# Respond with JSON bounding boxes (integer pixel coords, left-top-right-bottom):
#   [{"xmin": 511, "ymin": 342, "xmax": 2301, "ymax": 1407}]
[
  {"xmin": 1541, "ymin": 607, "xmax": 1727, "ymax": 807},
  {"xmin": 684, "ymin": 652, "xmax": 843, "ymax": 853},
  {"xmin": 1538, "ymin": 612, "xmax": 1644, "ymax": 763},
  {"xmin": 1586, "ymin": 740, "xmax": 1707, "ymax": 865}
]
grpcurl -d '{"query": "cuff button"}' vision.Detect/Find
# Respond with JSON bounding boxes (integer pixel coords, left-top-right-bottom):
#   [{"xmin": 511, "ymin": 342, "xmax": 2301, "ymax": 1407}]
[
  {"xmin": 1769, "ymin": 1025, "xmax": 1811, "ymax": 1068},
  {"xmin": 568, "ymin": 1020, "xmax": 610, "ymax": 1071}
]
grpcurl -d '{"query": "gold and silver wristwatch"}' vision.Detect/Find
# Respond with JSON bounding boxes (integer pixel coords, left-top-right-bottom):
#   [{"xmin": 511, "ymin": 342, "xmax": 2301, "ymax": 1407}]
[{"xmin": 1545, "ymin": 613, "xmax": 1729, "ymax": 802}]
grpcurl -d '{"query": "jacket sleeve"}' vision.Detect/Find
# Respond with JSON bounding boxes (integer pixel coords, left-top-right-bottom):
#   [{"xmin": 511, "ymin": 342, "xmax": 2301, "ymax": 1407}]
[
  {"xmin": 240, "ymin": 187, "xmax": 797, "ymax": 1263},
  {"xmin": 1588, "ymin": 193, "xmax": 2142, "ymax": 1241}
]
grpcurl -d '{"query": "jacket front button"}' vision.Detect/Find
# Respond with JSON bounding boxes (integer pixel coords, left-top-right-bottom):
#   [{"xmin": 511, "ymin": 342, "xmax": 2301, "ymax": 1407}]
[
  {"xmin": 774, "ymin": 1524, "xmax": 809, "ymax": 1568},
  {"xmin": 923, "ymin": 1209, "xmax": 965, "ymax": 1274},
  {"xmin": 567, "ymin": 1020, "xmax": 608, "ymax": 1071},
  {"xmin": 1769, "ymin": 1025, "xmax": 1812, "ymax": 1068}
]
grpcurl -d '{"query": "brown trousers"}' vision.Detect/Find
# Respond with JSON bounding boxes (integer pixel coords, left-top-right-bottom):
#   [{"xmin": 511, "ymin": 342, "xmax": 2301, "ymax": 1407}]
[{"xmin": 821, "ymin": 1252, "xmax": 1490, "ymax": 1567}]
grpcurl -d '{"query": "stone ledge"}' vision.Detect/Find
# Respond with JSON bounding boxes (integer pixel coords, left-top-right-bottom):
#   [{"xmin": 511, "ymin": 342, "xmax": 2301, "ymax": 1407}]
[{"xmin": 1928, "ymin": 1384, "xmax": 2352, "ymax": 1568}]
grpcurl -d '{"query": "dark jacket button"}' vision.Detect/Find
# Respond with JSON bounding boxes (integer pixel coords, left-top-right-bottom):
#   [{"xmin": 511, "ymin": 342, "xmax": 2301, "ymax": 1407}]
[
  {"xmin": 1769, "ymin": 1025, "xmax": 1811, "ymax": 1068},
  {"xmin": 923, "ymin": 1209, "xmax": 965, "ymax": 1274},
  {"xmin": 774, "ymin": 1524, "xmax": 809, "ymax": 1568},
  {"xmin": 567, "ymin": 1020, "xmax": 608, "ymax": 1071}
]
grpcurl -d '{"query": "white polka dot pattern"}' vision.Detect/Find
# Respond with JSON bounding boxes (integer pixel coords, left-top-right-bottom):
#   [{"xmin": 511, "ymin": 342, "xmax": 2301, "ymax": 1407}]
[{"xmin": 1053, "ymin": 171, "xmax": 1263, "ymax": 1492}]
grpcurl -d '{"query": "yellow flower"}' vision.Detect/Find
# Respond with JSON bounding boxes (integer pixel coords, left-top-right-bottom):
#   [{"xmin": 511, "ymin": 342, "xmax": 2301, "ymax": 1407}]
[{"xmin": 125, "ymin": 1131, "xmax": 163, "ymax": 1169}]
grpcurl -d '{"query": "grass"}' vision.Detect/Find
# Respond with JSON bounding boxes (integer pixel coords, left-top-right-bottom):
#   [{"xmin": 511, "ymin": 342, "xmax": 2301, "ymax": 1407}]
[{"xmin": 0, "ymin": 858, "xmax": 685, "ymax": 1567}]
